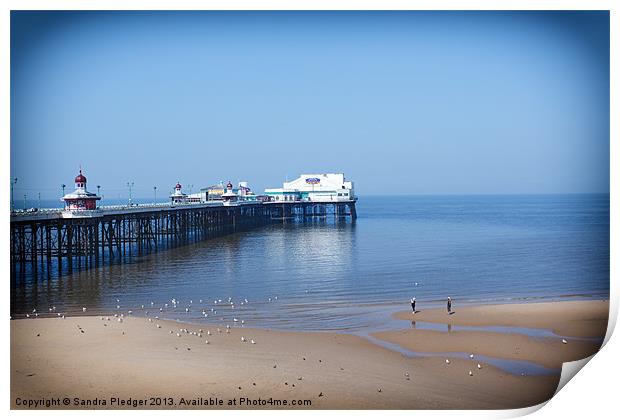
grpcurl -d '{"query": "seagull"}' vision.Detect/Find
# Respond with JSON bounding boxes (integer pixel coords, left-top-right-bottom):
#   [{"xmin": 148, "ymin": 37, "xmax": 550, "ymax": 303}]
[
  {"xmin": 157, "ymin": 324, "xmax": 161, "ymax": 329},
  {"xmin": 477, "ymin": 363, "xmax": 482, "ymax": 369},
  {"xmin": 207, "ymin": 331, "xmax": 211, "ymax": 336},
  {"xmin": 82, "ymin": 307, "xmax": 87, "ymax": 312},
  {"xmin": 251, "ymin": 339, "xmax": 256, "ymax": 344},
  {"xmin": 226, "ymin": 329, "xmax": 230, "ymax": 334},
  {"xmin": 562, "ymin": 339, "xmax": 568, "ymax": 344},
  {"xmin": 169, "ymin": 330, "xmax": 173, "ymax": 334},
  {"xmin": 118, "ymin": 318, "xmax": 123, "ymax": 323},
  {"xmin": 148, "ymin": 318, "xmax": 152, "ymax": 322},
  {"xmin": 205, "ymin": 340, "xmax": 209, "ymax": 344},
  {"xmin": 469, "ymin": 354, "xmax": 474, "ymax": 359},
  {"xmin": 405, "ymin": 372, "xmax": 410, "ymax": 377},
  {"xmin": 468, "ymin": 371, "xmax": 473, "ymax": 376},
  {"xmin": 241, "ymin": 320, "xmax": 245, "ymax": 324},
  {"xmin": 176, "ymin": 333, "xmax": 181, "ymax": 337},
  {"xmin": 241, "ymin": 336, "xmax": 246, "ymax": 342},
  {"xmin": 128, "ymin": 310, "xmax": 132, "ymax": 315},
  {"xmin": 233, "ymin": 318, "xmax": 239, "ymax": 322},
  {"xmin": 217, "ymin": 328, "xmax": 221, "ymax": 333},
  {"xmin": 445, "ymin": 359, "xmax": 450, "ymax": 364}
]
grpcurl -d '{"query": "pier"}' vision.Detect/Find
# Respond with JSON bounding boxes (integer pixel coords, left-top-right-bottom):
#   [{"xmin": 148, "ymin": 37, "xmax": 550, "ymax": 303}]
[
  {"xmin": 10, "ymin": 171, "xmax": 357, "ymax": 280},
  {"xmin": 10, "ymin": 199, "xmax": 357, "ymax": 280}
]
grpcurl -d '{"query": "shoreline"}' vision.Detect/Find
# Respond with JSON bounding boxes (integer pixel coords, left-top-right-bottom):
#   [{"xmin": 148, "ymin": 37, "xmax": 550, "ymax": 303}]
[{"xmin": 11, "ymin": 299, "xmax": 608, "ymax": 409}]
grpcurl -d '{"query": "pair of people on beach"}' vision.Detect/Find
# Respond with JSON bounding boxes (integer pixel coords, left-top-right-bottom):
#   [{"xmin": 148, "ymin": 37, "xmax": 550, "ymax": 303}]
[{"xmin": 410, "ymin": 296, "xmax": 453, "ymax": 314}]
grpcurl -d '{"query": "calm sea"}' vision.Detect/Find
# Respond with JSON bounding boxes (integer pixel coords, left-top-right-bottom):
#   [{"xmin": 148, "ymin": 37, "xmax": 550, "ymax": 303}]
[{"xmin": 11, "ymin": 194, "xmax": 610, "ymax": 332}]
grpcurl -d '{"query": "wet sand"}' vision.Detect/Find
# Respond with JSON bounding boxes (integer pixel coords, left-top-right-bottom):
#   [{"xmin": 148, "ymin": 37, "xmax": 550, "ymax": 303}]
[
  {"xmin": 378, "ymin": 300, "xmax": 608, "ymax": 370},
  {"xmin": 392, "ymin": 299, "xmax": 609, "ymax": 338},
  {"xmin": 10, "ymin": 300, "xmax": 608, "ymax": 410}
]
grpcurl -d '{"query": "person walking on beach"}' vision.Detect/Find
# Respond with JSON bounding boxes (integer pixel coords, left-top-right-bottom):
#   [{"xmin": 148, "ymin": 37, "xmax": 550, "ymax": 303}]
[
  {"xmin": 447, "ymin": 296, "xmax": 452, "ymax": 314},
  {"xmin": 410, "ymin": 297, "xmax": 416, "ymax": 314}
]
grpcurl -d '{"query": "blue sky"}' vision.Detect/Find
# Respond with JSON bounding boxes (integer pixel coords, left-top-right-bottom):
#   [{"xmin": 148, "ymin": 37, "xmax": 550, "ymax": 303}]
[{"xmin": 10, "ymin": 11, "xmax": 609, "ymax": 199}]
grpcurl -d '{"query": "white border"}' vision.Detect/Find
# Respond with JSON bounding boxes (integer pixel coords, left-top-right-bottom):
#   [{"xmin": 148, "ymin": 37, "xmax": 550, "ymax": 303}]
[{"xmin": 2, "ymin": 2, "xmax": 617, "ymax": 420}]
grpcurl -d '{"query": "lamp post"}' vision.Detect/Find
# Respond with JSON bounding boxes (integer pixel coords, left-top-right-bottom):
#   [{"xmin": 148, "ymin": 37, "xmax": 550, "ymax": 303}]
[
  {"xmin": 38, "ymin": 192, "xmax": 41, "ymax": 209},
  {"xmin": 127, "ymin": 181, "xmax": 134, "ymax": 206},
  {"xmin": 10, "ymin": 178, "xmax": 17, "ymax": 212},
  {"xmin": 23, "ymin": 194, "xmax": 27, "ymax": 210},
  {"xmin": 97, "ymin": 185, "xmax": 101, "ymax": 196},
  {"xmin": 153, "ymin": 186, "xmax": 157, "ymax": 203}
]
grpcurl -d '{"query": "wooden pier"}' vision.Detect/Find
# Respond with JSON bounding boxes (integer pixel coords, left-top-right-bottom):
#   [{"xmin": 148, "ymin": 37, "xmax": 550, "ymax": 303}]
[{"xmin": 10, "ymin": 200, "xmax": 357, "ymax": 280}]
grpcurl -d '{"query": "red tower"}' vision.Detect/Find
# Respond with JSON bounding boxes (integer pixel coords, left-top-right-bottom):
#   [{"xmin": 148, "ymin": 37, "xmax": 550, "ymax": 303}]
[{"xmin": 61, "ymin": 169, "xmax": 101, "ymax": 210}]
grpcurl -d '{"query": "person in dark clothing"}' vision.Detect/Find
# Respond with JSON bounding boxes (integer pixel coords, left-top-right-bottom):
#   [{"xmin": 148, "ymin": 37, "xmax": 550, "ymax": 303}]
[
  {"xmin": 410, "ymin": 297, "xmax": 416, "ymax": 314},
  {"xmin": 447, "ymin": 296, "xmax": 452, "ymax": 314}
]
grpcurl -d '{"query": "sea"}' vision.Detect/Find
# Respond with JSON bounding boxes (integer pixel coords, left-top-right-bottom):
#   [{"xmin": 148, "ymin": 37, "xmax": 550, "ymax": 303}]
[{"xmin": 10, "ymin": 194, "xmax": 610, "ymax": 334}]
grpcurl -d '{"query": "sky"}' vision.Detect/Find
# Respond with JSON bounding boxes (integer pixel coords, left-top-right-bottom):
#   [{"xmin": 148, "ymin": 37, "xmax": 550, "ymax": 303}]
[{"xmin": 10, "ymin": 11, "xmax": 610, "ymax": 200}]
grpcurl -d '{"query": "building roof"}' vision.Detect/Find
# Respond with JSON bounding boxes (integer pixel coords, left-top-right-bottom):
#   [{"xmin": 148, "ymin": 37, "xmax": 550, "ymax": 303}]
[
  {"xmin": 62, "ymin": 190, "xmax": 100, "ymax": 200},
  {"xmin": 74, "ymin": 170, "xmax": 87, "ymax": 183}
]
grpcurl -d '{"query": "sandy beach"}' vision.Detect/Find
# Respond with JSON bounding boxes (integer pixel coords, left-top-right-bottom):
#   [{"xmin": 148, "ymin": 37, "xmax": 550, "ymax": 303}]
[{"xmin": 10, "ymin": 300, "xmax": 608, "ymax": 410}]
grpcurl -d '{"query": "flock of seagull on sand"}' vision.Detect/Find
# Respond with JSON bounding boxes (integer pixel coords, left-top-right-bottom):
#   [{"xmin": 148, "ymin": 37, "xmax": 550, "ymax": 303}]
[{"xmin": 17, "ymin": 293, "xmax": 571, "ymax": 387}]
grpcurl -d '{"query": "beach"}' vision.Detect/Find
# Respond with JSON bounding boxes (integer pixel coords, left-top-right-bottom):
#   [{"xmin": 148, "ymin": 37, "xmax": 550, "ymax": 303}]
[{"xmin": 10, "ymin": 299, "xmax": 608, "ymax": 410}]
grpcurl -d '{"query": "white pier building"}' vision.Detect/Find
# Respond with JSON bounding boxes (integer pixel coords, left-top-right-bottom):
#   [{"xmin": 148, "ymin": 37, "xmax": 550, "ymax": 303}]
[{"xmin": 264, "ymin": 173, "xmax": 355, "ymax": 202}]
